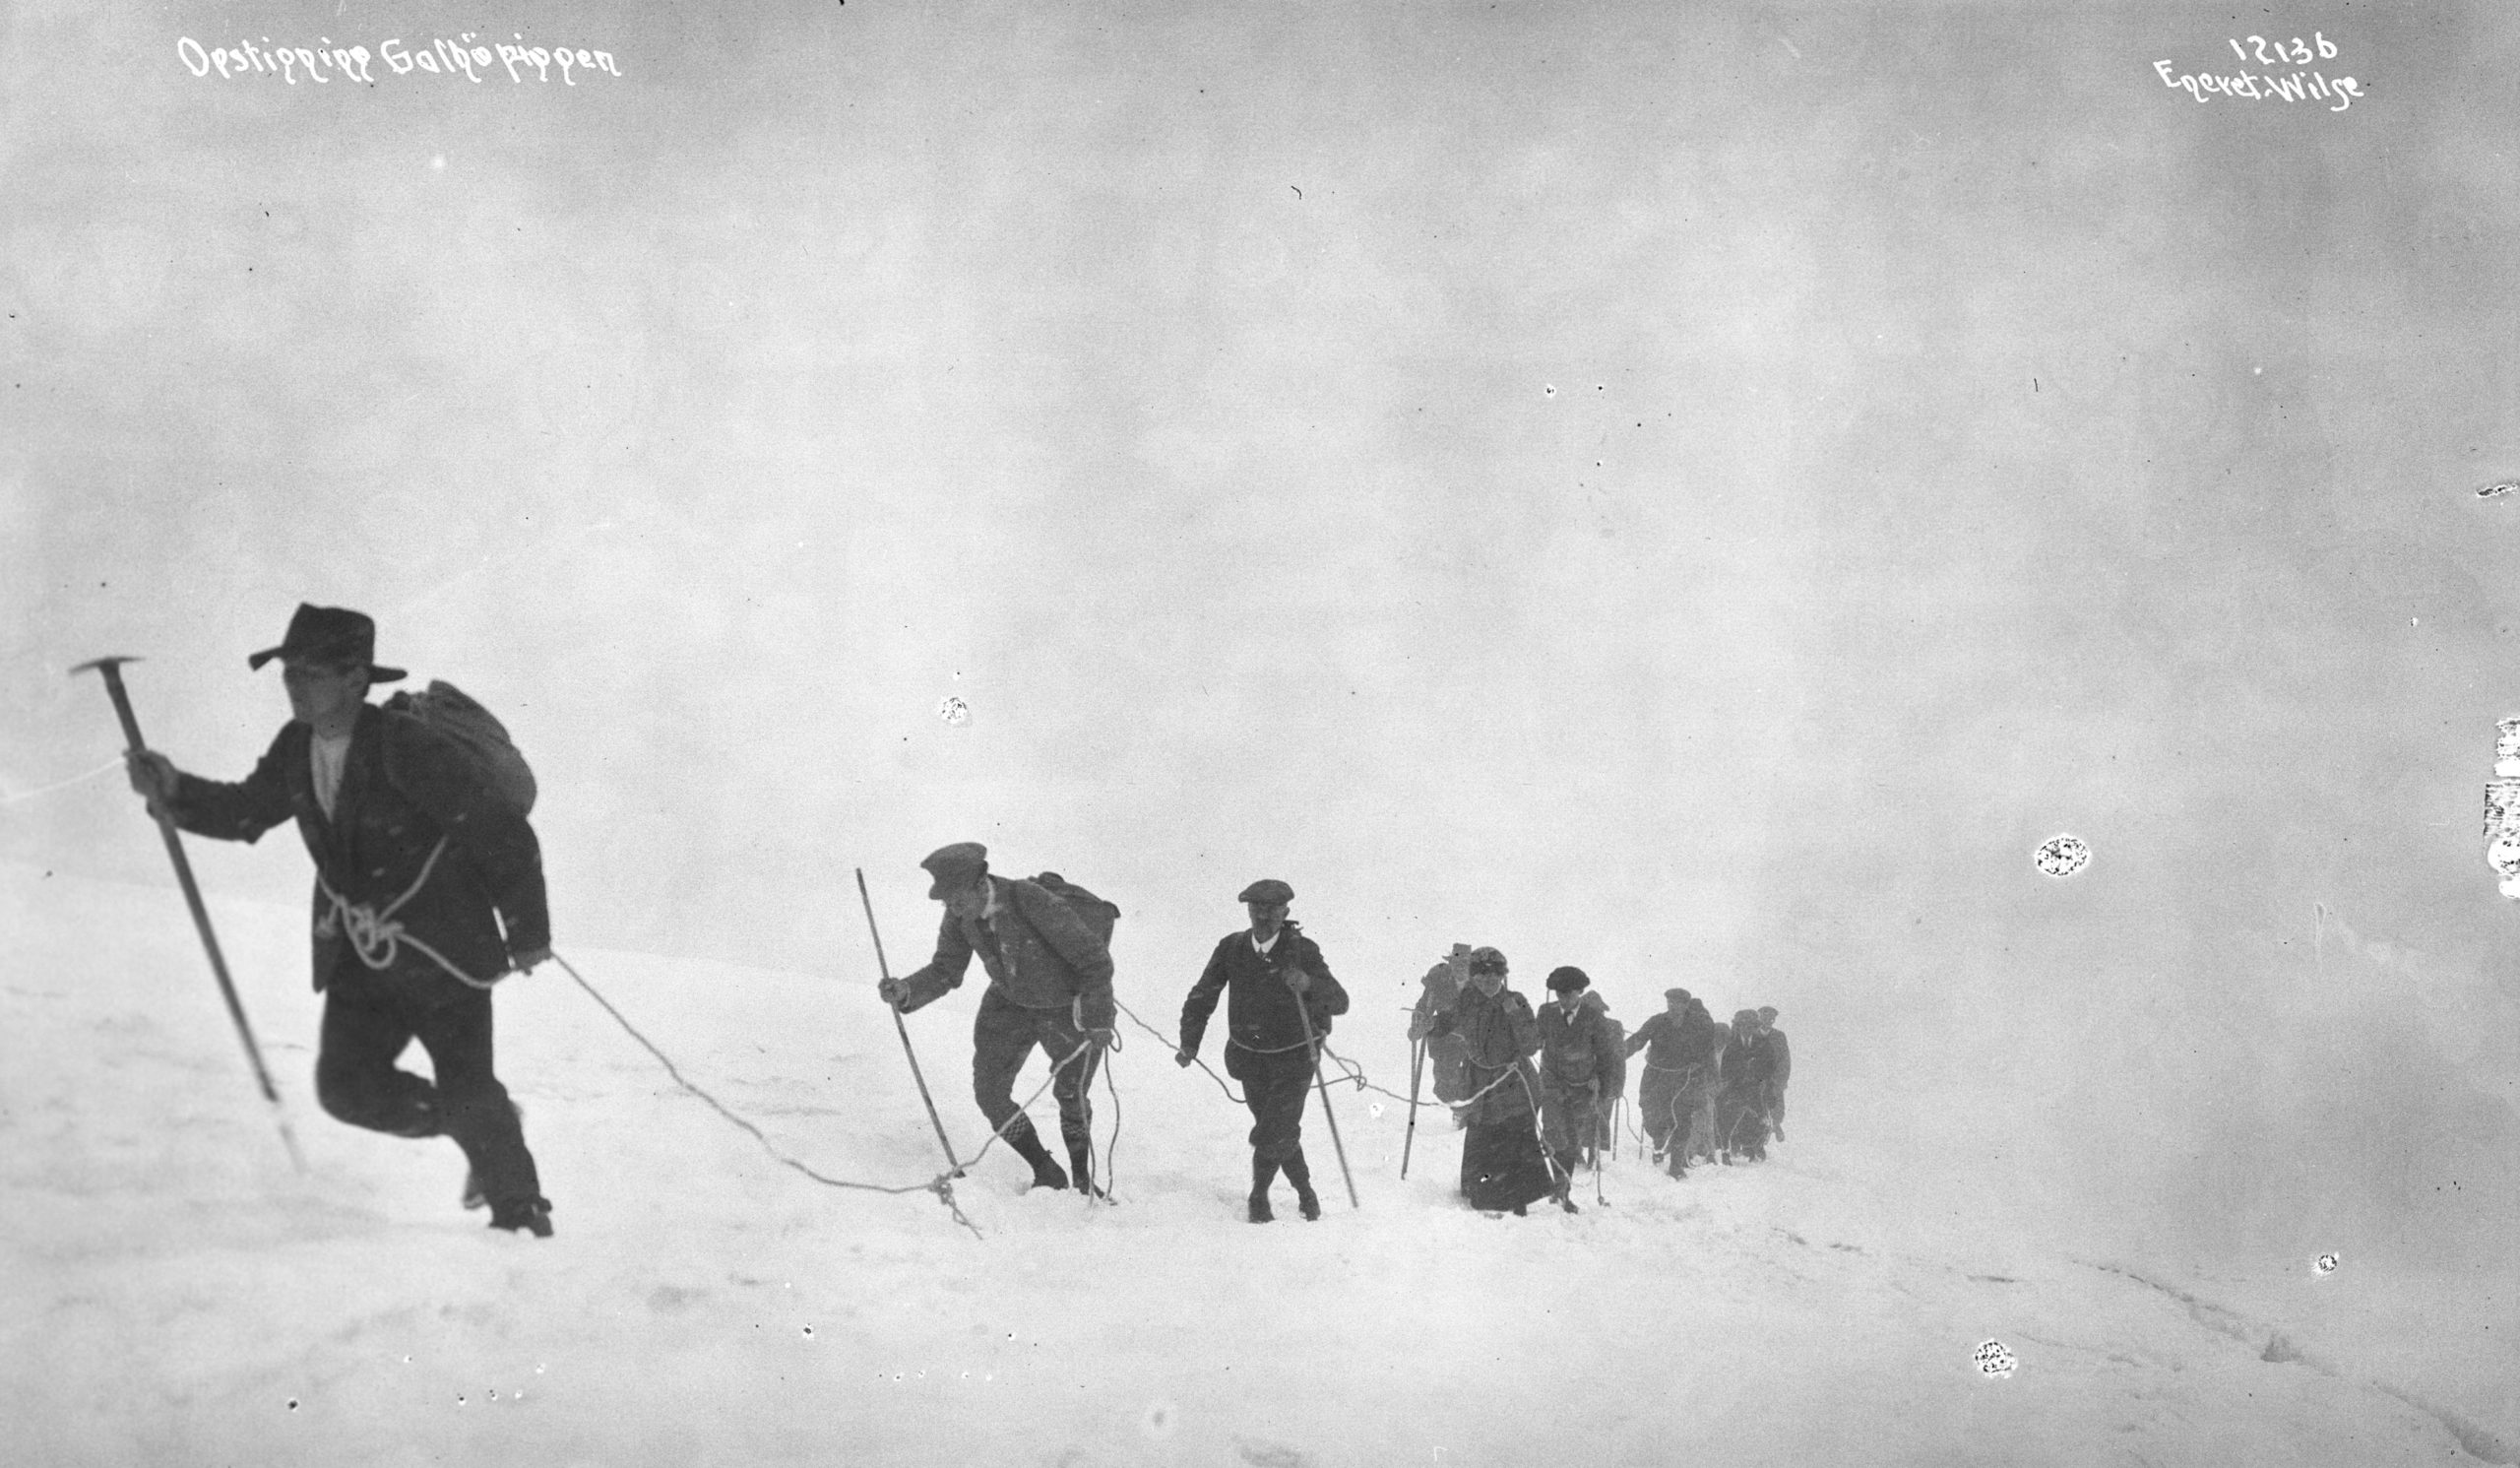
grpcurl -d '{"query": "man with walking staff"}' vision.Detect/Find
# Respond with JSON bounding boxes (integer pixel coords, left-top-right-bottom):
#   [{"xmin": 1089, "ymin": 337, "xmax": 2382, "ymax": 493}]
[
  {"xmin": 1174, "ymin": 879, "xmax": 1351, "ymax": 1222},
  {"xmin": 1535, "ymin": 965, "xmax": 1622, "ymax": 1207},
  {"xmin": 880, "ymin": 843, "xmax": 1118, "ymax": 1197}
]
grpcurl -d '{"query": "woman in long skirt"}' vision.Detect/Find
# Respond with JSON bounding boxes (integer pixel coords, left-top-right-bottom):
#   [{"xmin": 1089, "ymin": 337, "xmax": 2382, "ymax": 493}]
[{"xmin": 1419, "ymin": 947, "xmax": 1557, "ymax": 1213}]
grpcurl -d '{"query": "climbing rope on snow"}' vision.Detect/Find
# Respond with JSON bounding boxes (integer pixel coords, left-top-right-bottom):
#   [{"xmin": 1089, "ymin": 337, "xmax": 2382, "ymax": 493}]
[
  {"xmin": 0, "ymin": 756, "xmax": 124, "ymax": 806},
  {"xmin": 1114, "ymin": 997, "xmax": 1547, "ymax": 1129},
  {"xmin": 555, "ymin": 957, "xmax": 1654, "ymax": 1224},
  {"xmin": 1318, "ymin": 1042, "xmax": 1439, "ymax": 1107},
  {"xmin": 1097, "ymin": 1043, "xmax": 1123, "ymax": 1204},
  {"xmin": 553, "ymin": 952, "xmax": 984, "ymax": 1239},
  {"xmin": 1112, "ymin": 995, "xmax": 1245, "ymax": 1104},
  {"xmin": 954, "ymin": 1035, "xmax": 1102, "ymax": 1178}
]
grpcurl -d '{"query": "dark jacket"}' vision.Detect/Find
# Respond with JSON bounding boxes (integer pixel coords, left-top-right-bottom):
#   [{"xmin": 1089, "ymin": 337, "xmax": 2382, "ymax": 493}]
[
  {"xmin": 1409, "ymin": 962, "xmax": 1474, "ymax": 1102},
  {"xmin": 1721, "ymin": 1028, "xmax": 1780, "ymax": 1096},
  {"xmin": 1178, "ymin": 922, "xmax": 1349, "ymax": 1057},
  {"xmin": 898, "ymin": 874, "xmax": 1116, "ymax": 1028},
  {"xmin": 1765, "ymin": 1028, "xmax": 1791, "ymax": 1092},
  {"xmin": 1536, "ymin": 990, "xmax": 1624, "ymax": 1099},
  {"xmin": 166, "ymin": 704, "xmax": 549, "ymax": 1001},
  {"xmin": 1627, "ymin": 1002, "xmax": 1720, "ymax": 1072},
  {"xmin": 1423, "ymin": 983, "xmax": 1540, "ymax": 1123}
]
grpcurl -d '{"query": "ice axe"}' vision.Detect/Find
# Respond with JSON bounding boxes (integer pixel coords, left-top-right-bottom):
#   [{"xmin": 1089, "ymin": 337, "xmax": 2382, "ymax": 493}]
[
  {"xmin": 1293, "ymin": 982, "xmax": 1359, "ymax": 1210},
  {"xmin": 1399, "ymin": 1032, "xmax": 1424, "ymax": 1180},
  {"xmin": 1591, "ymin": 1086, "xmax": 1607, "ymax": 1206},
  {"xmin": 854, "ymin": 867, "xmax": 964, "ymax": 1178},
  {"xmin": 74, "ymin": 656, "xmax": 305, "ymax": 1173}
]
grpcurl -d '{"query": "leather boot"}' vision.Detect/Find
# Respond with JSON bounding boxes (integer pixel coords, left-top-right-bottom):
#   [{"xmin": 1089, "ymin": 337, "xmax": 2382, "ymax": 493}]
[
  {"xmin": 488, "ymin": 1195, "xmax": 554, "ymax": 1238},
  {"xmin": 1248, "ymin": 1153, "xmax": 1279, "ymax": 1222},
  {"xmin": 1006, "ymin": 1119, "xmax": 1069, "ymax": 1191},
  {"xmin": 1068, "ymin": 1143, "xmax": 1105, "ymax": 1199},
  {"xmin": 1281, "ymin": 1148, "xmax": 1321, "ymax": 1221},
  {"xmin": 460, "ymin": 1101, "xmax": 526, "ymax": 1211}
]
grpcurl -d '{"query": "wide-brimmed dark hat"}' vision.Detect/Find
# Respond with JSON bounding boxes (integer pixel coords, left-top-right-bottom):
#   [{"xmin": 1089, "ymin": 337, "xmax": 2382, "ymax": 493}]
[
  {"xmin": 1545, "ymin": 966, "xmax": 1591, "ymax": 992},
  {"xmin": 247, "ymin": 604, "xmax": 405, "ymax": 682}
]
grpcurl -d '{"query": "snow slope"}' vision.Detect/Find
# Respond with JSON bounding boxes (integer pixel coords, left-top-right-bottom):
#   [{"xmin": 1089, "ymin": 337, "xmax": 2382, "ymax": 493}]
[{"xmin": 3, "ymin": 861, "xmax": 2510, "ymax": 1467}]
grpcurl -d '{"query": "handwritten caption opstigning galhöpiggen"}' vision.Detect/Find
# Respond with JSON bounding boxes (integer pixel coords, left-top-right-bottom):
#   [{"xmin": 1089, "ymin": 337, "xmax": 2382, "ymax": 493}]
[{"xmin": 177, "ymin": 32, "xmax": 621, "ymax": 87}]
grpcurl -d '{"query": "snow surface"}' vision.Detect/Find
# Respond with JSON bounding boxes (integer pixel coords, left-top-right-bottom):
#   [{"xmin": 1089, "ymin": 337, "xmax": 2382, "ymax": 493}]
[{"xmin": 6, "ymin": 860, "xmax": 2513, "ymax": 1466}]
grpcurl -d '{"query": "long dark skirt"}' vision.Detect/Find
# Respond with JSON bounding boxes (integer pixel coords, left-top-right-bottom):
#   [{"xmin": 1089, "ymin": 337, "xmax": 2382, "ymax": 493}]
[{"xmin": 1460, "ymin": 1117, "xmax": 1555, "ymax": 1211}]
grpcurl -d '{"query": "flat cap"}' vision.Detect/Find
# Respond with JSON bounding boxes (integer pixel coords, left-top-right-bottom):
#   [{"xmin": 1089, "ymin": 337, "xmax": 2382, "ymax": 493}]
[
  {"xmin": 1545, "ymin": 966, "xmax": 1591, "ymax": 992},
  {"xmin": 1467, "ymin": 946, "xmax": 1508, "ymax": 974},
  {"xmin": 1757, "ymin": 1006, "xmax": 1779, "ymax": 1021},
  {"xmin": 1237, "ymin": 878, "xmax": 1294, "ymax": 905},
  {"xmin": 1733, "ymin": 1008, "xmax": 1759, "ymax": 1026},
  {"xmin": 920, "ymin": 842, "xmax": 988, "ymax": 899},
  {"xmin": 1666, "ymin": 988, "xmax": 1692, "ymax": 1002}
]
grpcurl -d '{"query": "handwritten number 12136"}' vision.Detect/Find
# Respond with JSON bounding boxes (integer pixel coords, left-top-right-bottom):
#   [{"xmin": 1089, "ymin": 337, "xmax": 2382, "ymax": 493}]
[{"xmin": 2234, "ymin": 33, "xmax": 2338, "ymax": 65}]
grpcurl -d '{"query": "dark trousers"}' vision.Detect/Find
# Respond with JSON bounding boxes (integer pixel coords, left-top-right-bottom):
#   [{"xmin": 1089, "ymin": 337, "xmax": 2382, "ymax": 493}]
[
  {"xmin": 1225, "ymin": 1040, "xmax": 1315, "ymax": 1163},
  {"xmin": 1716, "ymin": 1084, "xmax": 1770, "ymax": 1159},
  {"xmin": 971, "ymin": 987, "xmax": 1101, "ymax": 1155},
  {"xmin": 315, "ymin": 972, "xmax": 542, "ymax": 1208},
  {"xmin": 1540, "ymin": 1081, "xmax": 1599, "ymax": 1160},
  {"xmin": 1639, "ymin": 1067, "xmax": 1681, "ymax": 1152},
  {"xmin": 1640, "ymin": 1064, "xmax": 1712, "ymax": 1166}
]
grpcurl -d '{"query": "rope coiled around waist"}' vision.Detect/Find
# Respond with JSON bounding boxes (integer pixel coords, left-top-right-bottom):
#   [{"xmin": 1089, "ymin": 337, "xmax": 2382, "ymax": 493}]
[
  {"xmin": 314, "ymin": 838, "xmax": 499, "ymax": 992},
  {"xmin": 1227, "ymin": 1033, "xmax": 1316, "ymax": 1056}
]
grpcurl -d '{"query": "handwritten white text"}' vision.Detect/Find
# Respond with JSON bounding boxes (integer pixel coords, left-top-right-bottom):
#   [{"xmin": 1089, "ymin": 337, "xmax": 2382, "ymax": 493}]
[{"xmin": 176, "ymin": 33, "xmax": 622, "ymax": 87}]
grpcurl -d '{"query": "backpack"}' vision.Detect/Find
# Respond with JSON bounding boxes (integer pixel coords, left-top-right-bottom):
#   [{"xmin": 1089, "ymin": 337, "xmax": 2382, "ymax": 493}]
[
  {"xmin": 1022, "ymin": 871, "xmax": 1120, "ymax": 944},
  {"xmin": 383, "ymin": 679, "xmax": 537, "ymax": 816},
  {"xmin": 1414, "ymin": 958, "xmax": 1472, "ymax": 1101}
]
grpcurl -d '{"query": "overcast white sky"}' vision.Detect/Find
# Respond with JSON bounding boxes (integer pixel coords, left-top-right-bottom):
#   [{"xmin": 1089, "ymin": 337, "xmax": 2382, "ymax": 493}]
[{"xmin": 7, "ymin": 0, "xmax": 2518, "ymax": 1281}]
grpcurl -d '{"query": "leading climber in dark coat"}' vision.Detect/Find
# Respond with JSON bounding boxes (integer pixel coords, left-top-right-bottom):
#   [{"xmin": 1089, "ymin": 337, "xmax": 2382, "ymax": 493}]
[
  {"xmin": 124, "ymin": 604, "xmax": 555, "ymax": 1236},
  {"xmin": 1175, "ymin": 879, "xmax": 1350, "ymax": 1223},
  {"xmin": 882, "ymin": 843, "xmax": 1117, "ymax": 1197}
]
